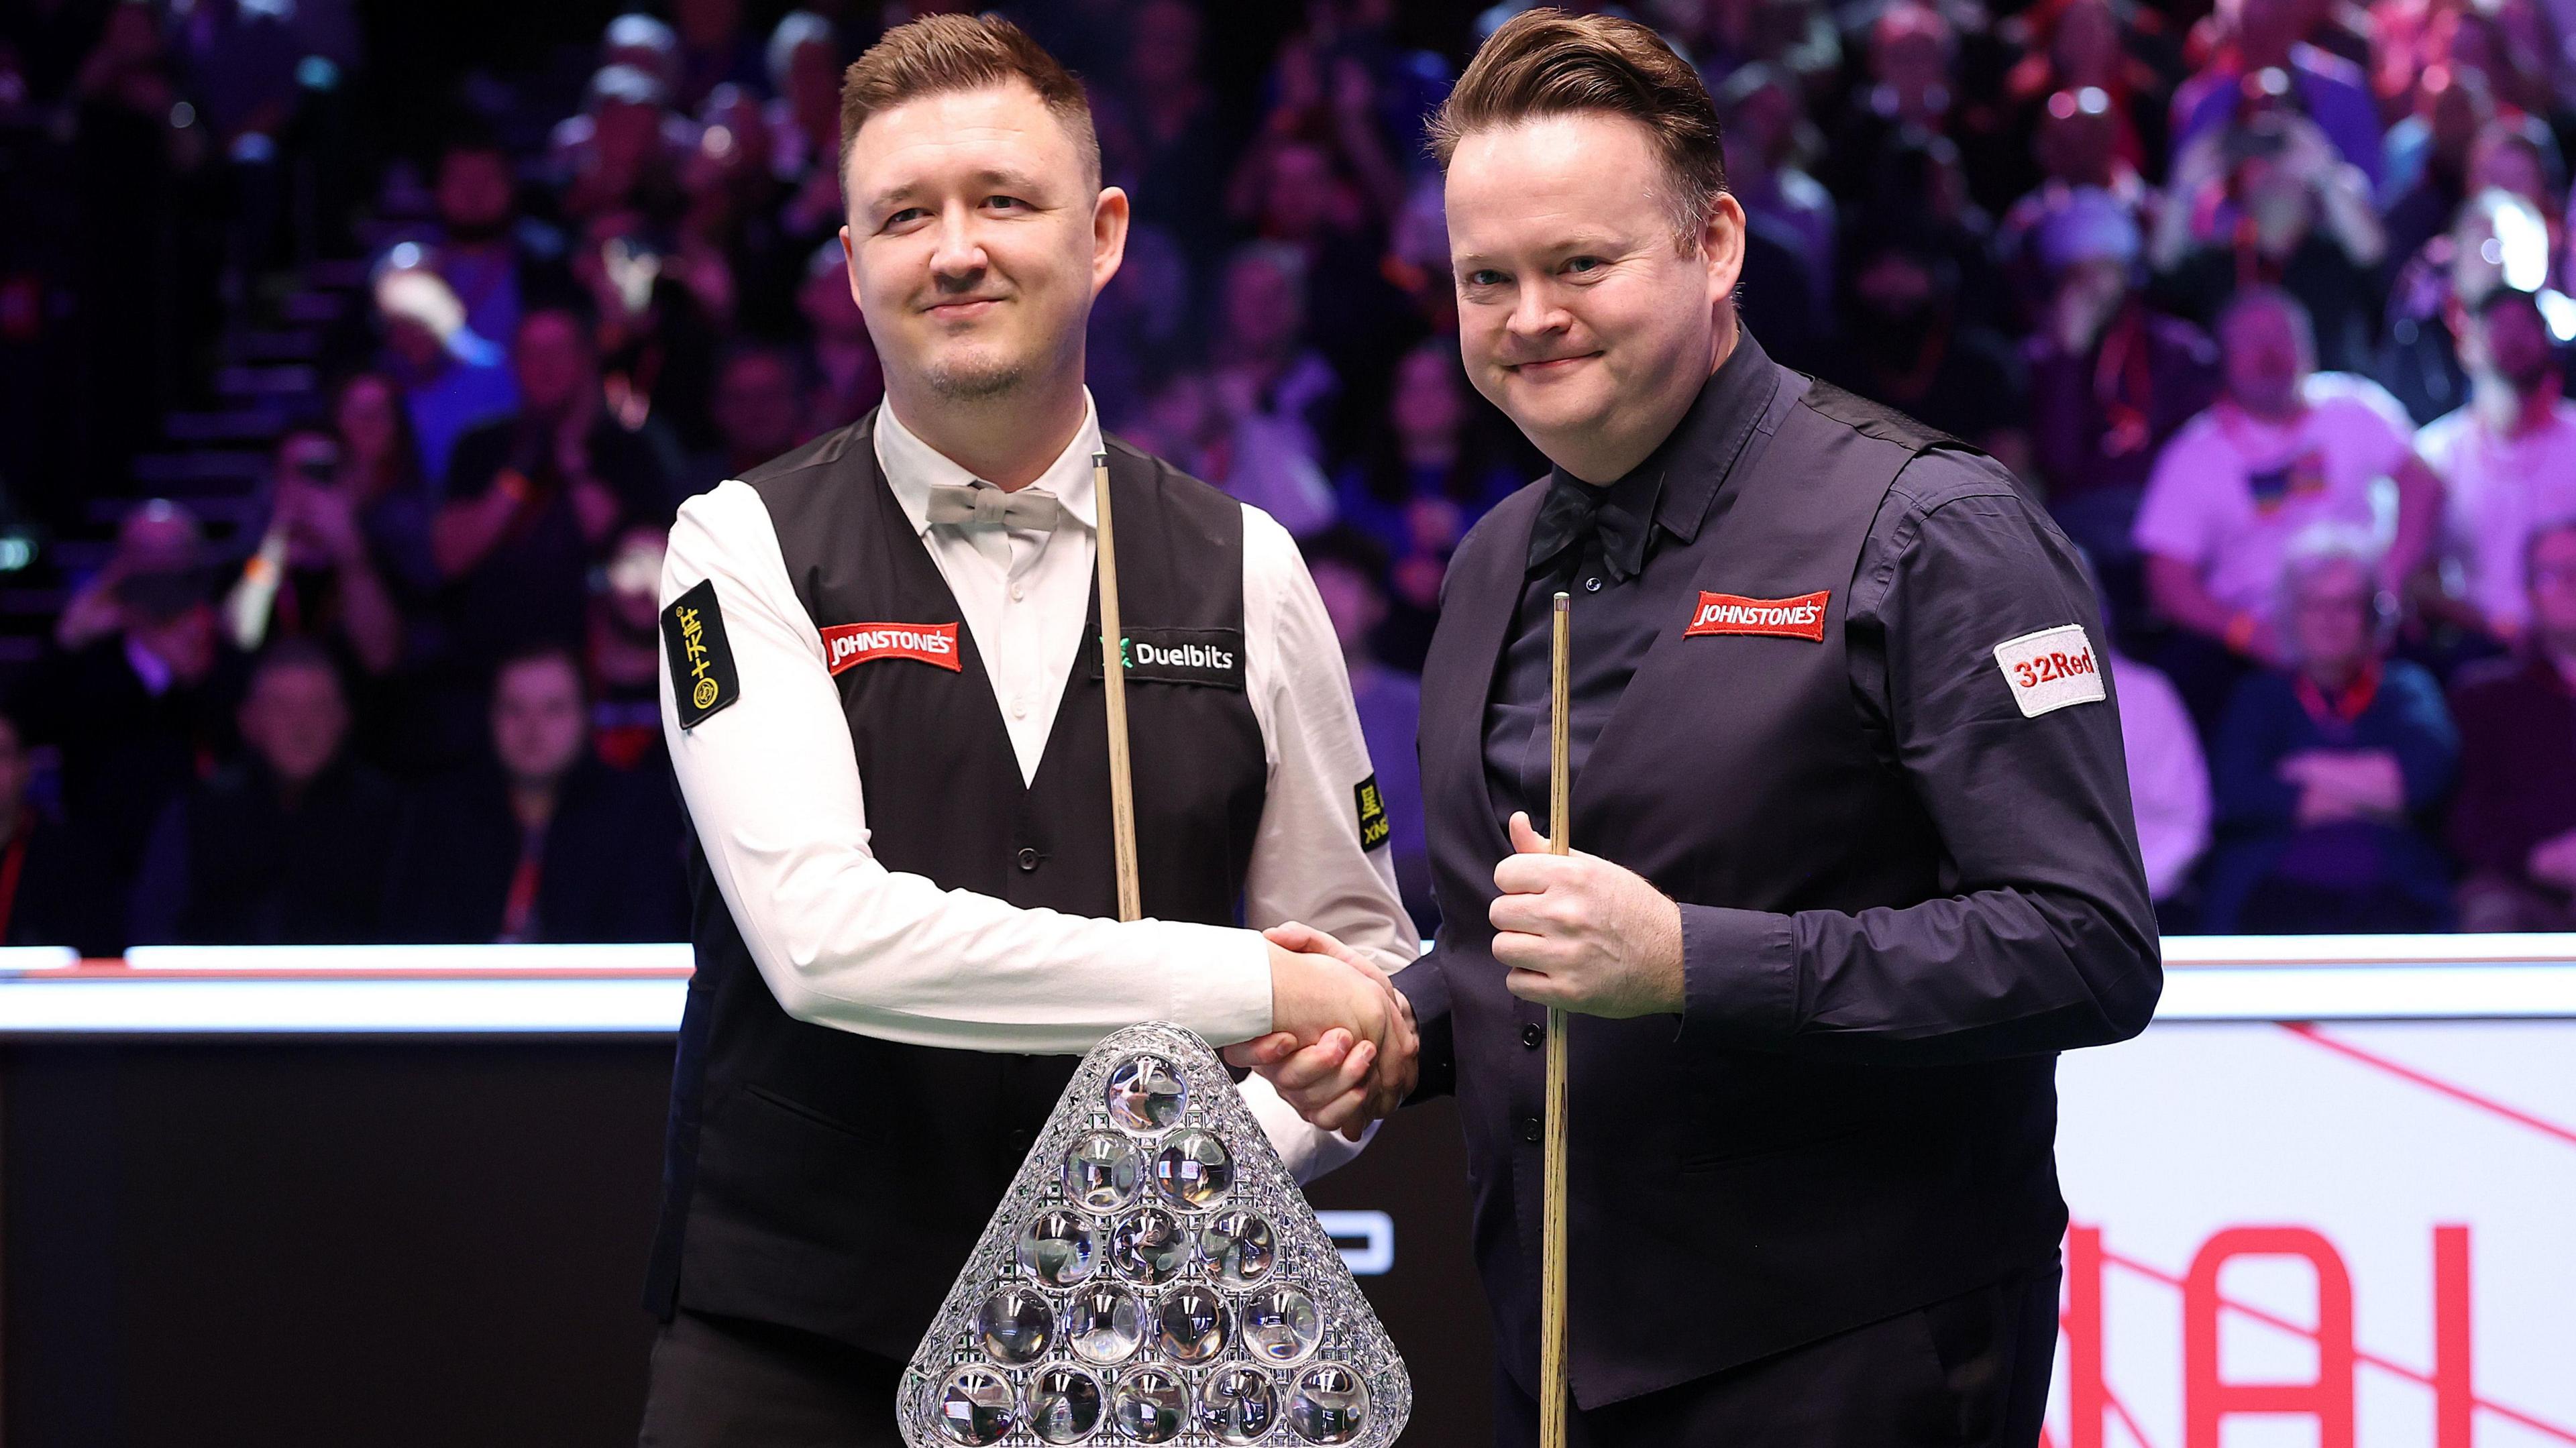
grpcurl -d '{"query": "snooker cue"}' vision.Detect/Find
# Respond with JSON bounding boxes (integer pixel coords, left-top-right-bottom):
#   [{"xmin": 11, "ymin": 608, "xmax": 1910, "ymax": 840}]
[
  {"xmin": 1093, "ymin": 450, "xmax": 1143, "ymax": 923},
  {"xmin": 1541, "ymin": 590, "xmax": 1574, "ymax": 1447}
]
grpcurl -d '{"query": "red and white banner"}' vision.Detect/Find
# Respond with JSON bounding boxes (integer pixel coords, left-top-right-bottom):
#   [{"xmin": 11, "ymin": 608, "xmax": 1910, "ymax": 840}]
[{"xmin": 2053, "ymin": 1017, "xmax": 2576, "ymax": 1447}]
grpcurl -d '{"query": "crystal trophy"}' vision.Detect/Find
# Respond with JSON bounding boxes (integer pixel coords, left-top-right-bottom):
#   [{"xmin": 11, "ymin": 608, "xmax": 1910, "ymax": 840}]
[{"xmin": 897, "ymin": 1023, "xmax": 1412, "ymax": 1446}]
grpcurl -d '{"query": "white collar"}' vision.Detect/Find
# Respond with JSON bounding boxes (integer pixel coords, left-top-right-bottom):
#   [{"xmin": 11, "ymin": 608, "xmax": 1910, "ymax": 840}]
[{"xmin": 873, "ymin": 390, "xmax": 1103, "ymax": 537}]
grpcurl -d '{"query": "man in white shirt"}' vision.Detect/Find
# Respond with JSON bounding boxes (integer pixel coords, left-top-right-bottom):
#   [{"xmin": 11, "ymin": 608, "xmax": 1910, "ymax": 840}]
[
  {"xmin": 635, "ymin": 17, "xmax": 1417, "ymax": 1445},
  {"xmin": 2420, "ymin": 286, "xmax": 2576, "ymax": 638},
  {"xmin": 2134, "ymin": 288, "xmax": 2443, "ymax": 663}
]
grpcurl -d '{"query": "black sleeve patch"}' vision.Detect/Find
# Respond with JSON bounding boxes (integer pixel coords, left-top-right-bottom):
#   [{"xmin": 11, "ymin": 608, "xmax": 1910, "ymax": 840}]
[
  {"xmin": 663, "ymin": 579, "xmax": 741, "ymax": 729},
  {"xmin": 1354, "ymin": 773, "xmax": 1391, "ymax": 851},
  {"xmin": 1085, "ymin": 626, "xmax": 1247, "ymax": 689}
]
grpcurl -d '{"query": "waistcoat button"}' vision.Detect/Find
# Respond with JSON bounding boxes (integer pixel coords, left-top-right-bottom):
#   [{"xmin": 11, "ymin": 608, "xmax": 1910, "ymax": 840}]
[
  {"xmin": 1520, "ymin": 1023, "xmax": 1544, "ymax": 1049},
  {"xmin": 1016, "ymin": 846, "xmax": 1040, "ymax": 871},
  {"xmin": 1519, "ymin": 1115, "xmax": 1543, "ymax": 1145}
]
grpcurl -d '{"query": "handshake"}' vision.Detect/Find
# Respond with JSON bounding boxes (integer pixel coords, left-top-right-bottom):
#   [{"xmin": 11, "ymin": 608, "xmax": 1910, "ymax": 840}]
[
  {"xmin": 1226, "ymin": 811, "xmax": 1692, "ymax": 1141},
  {"xmin": 1231, "ymin": 922, "xmax": 1421, "ymax": 1141}
]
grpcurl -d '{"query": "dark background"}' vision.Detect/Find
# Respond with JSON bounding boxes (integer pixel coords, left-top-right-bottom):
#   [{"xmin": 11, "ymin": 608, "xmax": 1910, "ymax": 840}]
[{"xmin": 2, "ymin": 1038, "xmax": 1490, "ymax": 1445}]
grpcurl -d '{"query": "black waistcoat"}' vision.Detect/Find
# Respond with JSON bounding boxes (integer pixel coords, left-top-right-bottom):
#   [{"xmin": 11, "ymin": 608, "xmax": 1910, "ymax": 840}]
[
  {"xmin": 1419, "ymin": 375, "xmax": 2066, "ymax": 1406},
  {"xmin": 646, "ymin": 414, "xmax": 1269, "ymax": 1357}
]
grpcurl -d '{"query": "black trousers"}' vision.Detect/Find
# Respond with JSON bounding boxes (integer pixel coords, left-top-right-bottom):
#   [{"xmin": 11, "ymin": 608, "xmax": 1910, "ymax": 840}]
[
  {"xmin": 1497, "ymin": 1262, "xmax": 2062, "ymax": 1448},
  {"xmin": 636, "ymin": 1309, "xmax": 905, "ymax": 1448}
]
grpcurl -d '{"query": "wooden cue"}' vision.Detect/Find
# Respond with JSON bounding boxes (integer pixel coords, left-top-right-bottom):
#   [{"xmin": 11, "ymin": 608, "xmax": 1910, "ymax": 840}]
[
  {"xmin": 1092, "ymin": 451, "xmax": 1143, "ymax": 923},
  {"xmin": 1540, "ymin": 590, "xmax": 1574, "ymax": 1447}
]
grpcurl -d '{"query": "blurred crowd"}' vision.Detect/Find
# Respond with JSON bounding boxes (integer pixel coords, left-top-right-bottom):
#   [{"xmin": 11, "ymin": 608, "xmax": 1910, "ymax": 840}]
[{"xmin": 2, "ymin": 0, "xmax": 2575, "ymax": 952}]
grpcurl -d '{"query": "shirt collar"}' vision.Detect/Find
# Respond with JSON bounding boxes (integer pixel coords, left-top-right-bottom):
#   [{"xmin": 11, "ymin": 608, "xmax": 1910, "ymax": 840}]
[
  {"xmin": 873, "ymin": 388, "xmax": 1103, "ymax": 537},
  {"xmin": 1532, "ymin": 326, "xmax": 1780, "ymax": 579}
]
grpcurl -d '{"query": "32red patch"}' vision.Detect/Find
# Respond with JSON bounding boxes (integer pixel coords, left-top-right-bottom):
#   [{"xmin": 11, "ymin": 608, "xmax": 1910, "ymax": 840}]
[
  {"xmin": 1682, "ymin": 590, "xmax": 1831, "ymax": 643},
  {"xmin": 820, "ymin": 620, "xmax": 963, "ymax": 674}
]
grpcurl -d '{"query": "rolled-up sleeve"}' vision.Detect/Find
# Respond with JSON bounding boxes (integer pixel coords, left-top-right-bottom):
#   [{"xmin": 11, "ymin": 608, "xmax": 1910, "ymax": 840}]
[{"xmin": 1678, "ymin": 453, "xmax": 2163, "ymax": 1062}]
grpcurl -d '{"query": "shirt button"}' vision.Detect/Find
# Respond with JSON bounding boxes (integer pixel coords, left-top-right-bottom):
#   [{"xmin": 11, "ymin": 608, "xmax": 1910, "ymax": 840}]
[
  {"xmin": 1010, "ymin": 583, "xmax": 1024, "ymax": 602},
  {"xmin": 1521, "ymin": 1023, "xmax": 1544, "ymax": 1050},
  {"xmin": 1584, "ymin": 575, "xmax": 1603, "ymax": 592},
  {"xmin": 1519, "ymin": 1115, "xmax": 1543, "ymax": 1145},
  {"xmin": 1016, "ymin": 847, "xmax": 1040, "ymax": 871},
  {"xmin": 1010, "ymin": 698, "xmax": 1028, "ymax": 719}
]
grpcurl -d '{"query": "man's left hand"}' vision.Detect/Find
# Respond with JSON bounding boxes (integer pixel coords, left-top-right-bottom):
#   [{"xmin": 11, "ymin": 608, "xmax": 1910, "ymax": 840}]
[{"xmin": 1491, "ymin": 812, "xmax": 1684, "ymax": 1018}]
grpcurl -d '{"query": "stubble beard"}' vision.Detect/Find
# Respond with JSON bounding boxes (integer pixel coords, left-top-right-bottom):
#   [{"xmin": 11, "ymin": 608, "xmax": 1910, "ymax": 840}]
[{"xmin": 922, "ymin": 349, "xmax": 1030, "ymax": 401}]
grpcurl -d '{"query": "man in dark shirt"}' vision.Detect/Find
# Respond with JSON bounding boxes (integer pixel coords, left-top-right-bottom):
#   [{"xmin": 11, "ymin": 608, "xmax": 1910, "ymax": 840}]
[
  {"xmin": 128, "ymin": 641, "xmax": 400, "ymax": 946},
  {"xmin": 8, "ymin": 537, "xmax": 241, "ymax": 953},
  {"xmin": 385, "ymin": 643, "xmax": 687, "ymax": 944},
  {"xmin": 2451, "ymin": 521, "xmax": 2576, "ymax": 930},
  {"xmin": 435, "ymin": 305, "xmax": 679, "ymax": 656},
  {"xmin": 1244, "ymin": 15, "xmax": 2158, "ymax": 1446}
]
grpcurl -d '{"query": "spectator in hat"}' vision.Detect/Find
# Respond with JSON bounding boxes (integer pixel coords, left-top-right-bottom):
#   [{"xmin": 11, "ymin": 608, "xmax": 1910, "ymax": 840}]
[
  {"xmin": 374, "ymin": 256, "xmax": 519, "ymax": 488},
  {"xmin": 128, "ymin": 641, "xmax": 399, "ymax": 945},
  {"xmin": 2023, "ymin": 188, "xmax": 2221, "ymax": 586}
]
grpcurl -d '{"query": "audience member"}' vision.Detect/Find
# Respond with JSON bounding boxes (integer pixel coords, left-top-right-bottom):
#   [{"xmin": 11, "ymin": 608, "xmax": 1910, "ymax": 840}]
[
  {"xmin": 1334, "ymin": 339, "xmax": 1523, "ymax": 666},
  {"xmin": 2151, "ymin": 99, "xmax": 2388, "ymax": 372},
  {"xmin": 2169, "ymin": 0, "xmax": 2385, "ymax": 186},
  {"xmin": 9, "ymin": 502, "xmax": 240, "ymax": 952},
  {"xmin": 0, "ymin": 707, "xmax": 78, "ymax": 948},
  {"xmin": 374, "ymin": 258, "xmax": 519, "ymax": 488},
  {"xmin": 436, "ymin": 307, "xmax": 678, "ymax": 655},
  {"xmin": 796, "ymin": 240, "xmax": 885, "ymax": 438},
  {"xmin": 2116, "ymin": 645, "xmax": 2214, "ymax": 915},
  {"xmin": 1827, "ymin": 230, "xmax": 2031, "ymax": 463},
  {"xmin": 1128, "ymin": 369, "xmax": 1338, "ymax": 540},
  {"xmin": 425, "ymin": 137, "xmax": 571, "ymax": 353},
  {"xmin": 223, "ymin": 427, "xmax": 408, "ymax": 676},
  {"xmin": 2380, "ymin": 186, "xmax": 2556, "ymax": 424},
  {"xmin": 704, "ymin": 344, "xmax": 810, "ymax": 486},
  {"xmin": 588, "ymin": 524, "xmax": 670, "ymax": 773},
  {"xmin": 2135, "ymin": 290, "xmax": 2440, "ymax": 683},
  {"xmin": 1715, "ymin": 64, "xmax": 1838, "ymax": 319},
  {"xmin": 2024, "ymin": 191, "xmax": 2222, "ymax": 591},
  {"xmin": 128, "ymin": 641, "xmax": 399, "ymax": 945},
  {"xmin": 2449, "ymin": 521, "xmax": 2576, "ymax": 929},
  {"xmin": 384, "ymin": 644, "xmax": 688, "ymax": 943},
  {"xmin": 1210, "ymin": 242, "xmax": 1341, "ymax": 471},
  {"xmin": 2442, "ymin": 518, "xmax": 2576, "ymax": 922},
  {"xmin": 2420, "ymin": 287, "xmax": 2576, "ymax": 637},
  {"xmin": 1301, "ymin": 527, "xmax": 1435, "ymax": 935},
  {"xmin": 572, "ymin": 209, "xmax": 724, "ymax": 452},
  {"xmin": 2204, "ymin": 528, "xmax": 2459, "ymax": 932}
]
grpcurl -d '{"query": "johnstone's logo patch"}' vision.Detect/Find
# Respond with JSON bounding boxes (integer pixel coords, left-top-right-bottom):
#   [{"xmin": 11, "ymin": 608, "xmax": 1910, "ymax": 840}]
[
  {"xmin": 1682, "ymin": 590, "xmax": 1831, "ymax": 643},
  {"xmin": 1087, "ymin": 627, "xmax": 1246, "ymax": 689},
  {"xmin": 821, "ymin": 620, "xmax": 963, "ymax": 674}
]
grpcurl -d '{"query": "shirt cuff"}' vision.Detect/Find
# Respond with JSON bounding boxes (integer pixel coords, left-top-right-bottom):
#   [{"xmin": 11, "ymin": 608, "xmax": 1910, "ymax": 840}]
[
  {"xmin": 1157, "ymin": 921, "xmax": 1275, "ymax": 1046},
  {"xmin": 1675, "ymin": 904, "xmax": 1797, "ymax": 1044}
]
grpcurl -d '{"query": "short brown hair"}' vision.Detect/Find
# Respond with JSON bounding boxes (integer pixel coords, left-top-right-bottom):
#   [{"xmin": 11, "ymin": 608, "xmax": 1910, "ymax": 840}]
[
  {"xmin": 1429, "ymin": 9, "xmax": 1727, "ymax": 251},
  {"xmin": 837, "ymin": 13, "xmax": 1098, "ymax": 188}
]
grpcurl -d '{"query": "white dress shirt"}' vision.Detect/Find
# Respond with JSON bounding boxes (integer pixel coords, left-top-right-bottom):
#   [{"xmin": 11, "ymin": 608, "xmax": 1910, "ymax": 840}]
[{"xmin": 660, "ymin": 392, "xmax": 1412, "ymax": 1177}]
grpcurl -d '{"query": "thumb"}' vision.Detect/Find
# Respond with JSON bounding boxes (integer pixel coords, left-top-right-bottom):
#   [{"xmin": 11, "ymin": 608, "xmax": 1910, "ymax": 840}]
[{"xmin": 1508, "ymin": 811, "xmax": 1550, "ymax": 856}]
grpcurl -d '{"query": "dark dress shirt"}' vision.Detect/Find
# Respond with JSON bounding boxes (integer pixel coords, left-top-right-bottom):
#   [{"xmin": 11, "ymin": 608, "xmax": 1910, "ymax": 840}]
[{"xmin": 1474, "ymin": 331, "xmax": 2158, "ymax": 1057}]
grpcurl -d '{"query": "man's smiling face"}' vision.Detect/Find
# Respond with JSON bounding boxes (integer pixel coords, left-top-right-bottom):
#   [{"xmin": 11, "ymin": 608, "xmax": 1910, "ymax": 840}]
[
  {"xmin": 1444, "ymin": 112, "xmax": 1735, "ymax": 480},
  {"xmin": 841, "ymin": 82, "xmax": 1119, "ymax": 406}
]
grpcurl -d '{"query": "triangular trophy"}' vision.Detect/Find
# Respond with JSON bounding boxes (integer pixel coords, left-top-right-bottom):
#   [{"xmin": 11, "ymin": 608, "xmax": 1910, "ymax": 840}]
[{"xmin": 897, "ymin": 1022, "xmax": 1413, "ymax": 1446}]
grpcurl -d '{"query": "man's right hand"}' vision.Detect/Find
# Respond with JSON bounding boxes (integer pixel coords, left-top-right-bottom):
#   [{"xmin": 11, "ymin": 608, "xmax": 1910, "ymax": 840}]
[{"xmin": 1231, "ymin": 924, "xmax": 1418, "ymax": 1139}]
